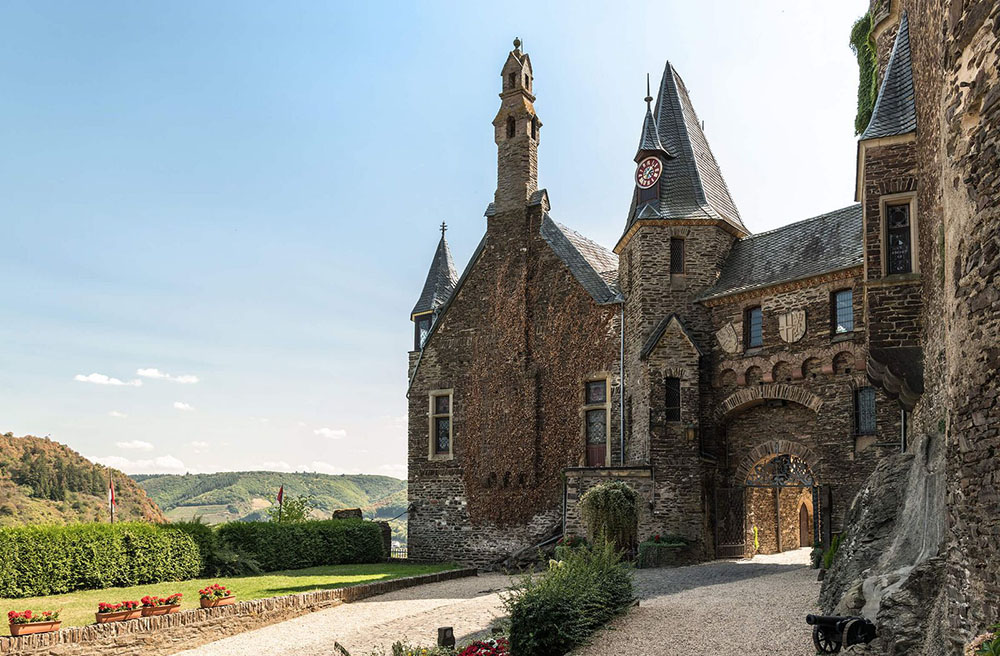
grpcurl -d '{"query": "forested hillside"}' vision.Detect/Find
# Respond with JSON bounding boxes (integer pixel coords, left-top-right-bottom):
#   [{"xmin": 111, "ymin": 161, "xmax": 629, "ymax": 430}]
[
  {"xmin": 136, "ymin": 471, "xmax": 407, "ymax": 531},
  {"xmin": 0, "ymin": 432, "xmax": 165, "ymax": 524}
]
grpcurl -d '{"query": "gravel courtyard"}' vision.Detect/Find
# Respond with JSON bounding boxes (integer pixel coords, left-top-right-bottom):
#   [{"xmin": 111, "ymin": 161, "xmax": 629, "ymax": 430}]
[
  {"xmin": 175, "ymin": 549, "xmax": 819, "ymax": 656},
  {"xmin": 577, "ymin": 548, "xmax": 820, "ymax": 656}
]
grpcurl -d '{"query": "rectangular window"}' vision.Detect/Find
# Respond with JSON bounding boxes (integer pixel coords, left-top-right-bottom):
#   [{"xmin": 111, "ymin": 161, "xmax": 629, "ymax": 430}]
[
  {"xmin": 744, "ymin": 306, "xmax": 763, "ymax": 349},
  {"xmin": 670, "ymin": 238, "xmax": 685, "ymax": 274},
  {"xmin": 583, "ymin": 379, "xmax": 609, "ymax": 467},
  {"xmin": 429, "ymin": 391, "xmax": 453, "ymax": 457},
  {"xmin": 638, "ymin": 185, "xmax": 657, "ymax": 205},
  {"xmin": 833, "ymin": 289, "xmax": 854, "ymax": 334},
  {"xmin": 855, "ymin": 387, "xmax": 877, "ymax": 435},
  {"xmin": 414, "ymin": 315, "xmax": 432, "ymax": 350},
  {"xmin": 665, "ymin": 377, "xmax": 681, "ymax": 422},
  {"xmin": 886, "ymin": 204, "xmax": 913, "ymax": 275}
]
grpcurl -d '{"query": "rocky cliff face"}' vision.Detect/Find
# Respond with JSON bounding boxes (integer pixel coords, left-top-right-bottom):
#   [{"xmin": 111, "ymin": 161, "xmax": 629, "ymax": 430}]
[{"xmin": 823, "ymin": 1, "xmax": 999, "ymax": 654}]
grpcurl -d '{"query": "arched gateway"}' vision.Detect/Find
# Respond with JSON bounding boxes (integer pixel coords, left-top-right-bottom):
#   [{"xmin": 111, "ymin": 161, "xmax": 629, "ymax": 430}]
[{"xmin": 715, "ymin": 450, "xmax": 819, "ymax": 559}]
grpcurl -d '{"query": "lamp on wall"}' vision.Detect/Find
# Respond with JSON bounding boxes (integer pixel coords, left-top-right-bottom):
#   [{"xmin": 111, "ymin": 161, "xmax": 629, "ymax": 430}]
[{"xmin": 685, "ymin": 424, "xmax": 697, "ymax": 443}]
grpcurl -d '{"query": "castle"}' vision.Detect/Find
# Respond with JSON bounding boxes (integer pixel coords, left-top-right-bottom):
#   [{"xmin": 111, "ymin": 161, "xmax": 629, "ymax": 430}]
[{"xmin": 404, "ymin": 22, "xmax": 925, "ymax": 566}]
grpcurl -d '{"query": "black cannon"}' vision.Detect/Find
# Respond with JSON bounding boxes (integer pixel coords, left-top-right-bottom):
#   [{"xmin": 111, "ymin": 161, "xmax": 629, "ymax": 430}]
[{"xmin": 806, "ymin": 614, "xmax": 877, "ymax": 653}]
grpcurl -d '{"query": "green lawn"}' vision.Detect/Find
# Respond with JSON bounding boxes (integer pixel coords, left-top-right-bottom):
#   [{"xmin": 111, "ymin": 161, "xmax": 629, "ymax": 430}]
[{"xmin": 1, "ymin": 562, "xmax": 457, "ymax": 635}]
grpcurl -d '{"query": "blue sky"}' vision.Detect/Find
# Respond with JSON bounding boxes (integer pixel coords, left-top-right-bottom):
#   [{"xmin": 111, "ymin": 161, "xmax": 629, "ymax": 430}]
[{"xmin": 0, "ymin": 1, "xmax": 867, "ymax": 477}]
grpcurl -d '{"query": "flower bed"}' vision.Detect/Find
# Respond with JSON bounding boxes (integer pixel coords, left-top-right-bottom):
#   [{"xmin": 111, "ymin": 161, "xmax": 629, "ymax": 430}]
[
  {"xmin": 7, "ymin": 610, "xmax": 60, "ymax": 637},
  {"xmin": 199, "ymin": 583, "xmax": 235, "ymax": 608}
]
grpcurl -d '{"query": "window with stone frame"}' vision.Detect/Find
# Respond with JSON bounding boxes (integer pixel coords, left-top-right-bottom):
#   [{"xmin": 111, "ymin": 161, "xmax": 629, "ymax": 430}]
[
  {"xmin": 832, "ymin": 289, "xmax": 854, "ymax": 334},
  {"xmin": 744, "ymin": 306, "xmax": 763, "ymax": 349},
  {"xmin": 885, "ymin": 203, "xmax": 913, "ymax": 275},
  {"xmin": 584, "ymin": 379, "xmax": 609, "ymax": 467},
  {"xmin": 414, "ymin": 315, "xmax": 432, "ymax": 350},
  {"xmin": 854, "ymin": 387, "xmax": 877, "ymax": 435},
  {"xmin": 665, "ymin": 376, "xmax": 681, "ymax": 422},
  {"xmin": 429, "ymin": 390, "xmax": 453, "ymax": 458},
  {"xmin": 506, "ymin": 115, "xmax": 516, "ymax": 139},
  {"xmin": 670, "ymin": 238, "xmax": 685, "ymax": 274}
]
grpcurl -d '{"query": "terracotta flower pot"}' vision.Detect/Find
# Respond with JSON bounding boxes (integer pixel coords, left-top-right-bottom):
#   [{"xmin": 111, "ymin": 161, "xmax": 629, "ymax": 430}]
[
  {"xmin": 141, "ymin": 604, "xmax": 180, "ymax": 617},
  {"xmin": 95, "ymin": 609, "xmax": 142, "ymax": 624},
  {"xmin": 9, "ymin": 621, "xmax": 61, "ymax": 637},
  {"xmin": 200, "ymin": 596, "xmax": 236, "ymax": 609}
]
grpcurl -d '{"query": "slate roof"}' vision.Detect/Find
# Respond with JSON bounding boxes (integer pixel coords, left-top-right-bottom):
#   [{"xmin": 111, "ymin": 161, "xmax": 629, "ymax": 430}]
[
  {"xmin": 699, "ymin": 204, "xmax": 863, "ymax": 301},
  {"xmin": 625, "ymin": 62, "xmax": 744, "ymax": 234},
  {"xmin": 540, "ymin": 215, "xmax": 621, "ymax": 304},
  {"xmin": 410, "ymin": 233, "xmax": 459, "ymax": 318},
  {"xmin": 860, "ymin": 12, "xmax": 916, "ymax": 140},
  {"xmin": 637, "ymin": 105, "xmax": 669, "ymax": 157}
]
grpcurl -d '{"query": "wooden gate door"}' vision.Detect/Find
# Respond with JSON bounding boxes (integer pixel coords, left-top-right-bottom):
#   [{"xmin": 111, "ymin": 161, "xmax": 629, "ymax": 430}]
[
  {"xmin": 714, "ymin": 487, "xmax": 746, "ymax": 559},
  {"xmin": 799, "ymin": 503, "xmax": 809, "ymax": 548}
]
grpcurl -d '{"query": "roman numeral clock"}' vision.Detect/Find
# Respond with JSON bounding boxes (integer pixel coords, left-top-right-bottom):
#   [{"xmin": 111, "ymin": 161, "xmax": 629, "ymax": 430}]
[{"xmin": 636, "ymin": 156, "xmax": 662, "ymax": 189}]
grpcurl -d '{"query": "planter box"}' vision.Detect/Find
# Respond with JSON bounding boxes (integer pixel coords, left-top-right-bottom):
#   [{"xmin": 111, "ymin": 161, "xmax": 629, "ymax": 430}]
[
  {"xmin": 200, "ymin": 596, "xmax": 236, "ymax": 609},
  {"xmin": 141, "ymin": 604, "xmax": 181, "ymax": 617},
  {"xmin": 95, "ymin": 609, "xmax": 142, "ymax": 624},
  {"xmin": 9, "ymin": 621, "xmax": 61, "ymax": 636},
  {"xmin": 636, "ymin": 542, "xmax": 695, "ymax": 569}
]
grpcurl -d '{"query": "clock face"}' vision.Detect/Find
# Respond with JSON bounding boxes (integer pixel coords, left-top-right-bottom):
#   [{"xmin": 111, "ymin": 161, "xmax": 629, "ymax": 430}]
[{"xmin": 635, "ymin": 156, "xmax": 662, "ymax": 189}]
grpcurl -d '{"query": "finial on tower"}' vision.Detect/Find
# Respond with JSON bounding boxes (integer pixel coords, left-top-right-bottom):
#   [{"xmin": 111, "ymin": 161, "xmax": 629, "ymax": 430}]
[
  {"xmin": 440, "ymin": 221, "xmax": 448, "ymax": 237},
  {"xmin": 644, "ymin": 73, "xmax": 653, "ymax": 107},
  {"xmin": 513, "ymin": 37, "xmax": 521, "ymax": 51}
]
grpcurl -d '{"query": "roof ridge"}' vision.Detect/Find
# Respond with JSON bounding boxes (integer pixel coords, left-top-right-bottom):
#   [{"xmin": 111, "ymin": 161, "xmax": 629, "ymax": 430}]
[
  {"xmin": 738, "ymin": 204, "xmax": 861, "ymax": 241},
  {"xmin": 550, "ymin": 219, "xmax": 617, "ymax": 270}
]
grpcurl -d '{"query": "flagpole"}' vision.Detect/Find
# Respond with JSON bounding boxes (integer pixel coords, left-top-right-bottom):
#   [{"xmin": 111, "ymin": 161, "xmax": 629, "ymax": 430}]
[{"xmin": 109, "ymin": 472, "xmax": 115, "ymax": 525}]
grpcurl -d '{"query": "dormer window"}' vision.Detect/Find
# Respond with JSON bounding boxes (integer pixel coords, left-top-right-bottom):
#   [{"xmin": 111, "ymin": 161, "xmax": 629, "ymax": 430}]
[
  {"xmin": 506, "ymin": 116, "xmax": 516, "ymax": 139},
  {"xmin": 414, "ymin": 315, "xmax": 432, "ymax": 350}
]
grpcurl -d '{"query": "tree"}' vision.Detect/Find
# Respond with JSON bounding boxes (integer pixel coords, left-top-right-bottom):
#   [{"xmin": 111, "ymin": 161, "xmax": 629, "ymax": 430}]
[{"xmin": 266, "ymin": 494, "xmax": 315, "ymax": 523}]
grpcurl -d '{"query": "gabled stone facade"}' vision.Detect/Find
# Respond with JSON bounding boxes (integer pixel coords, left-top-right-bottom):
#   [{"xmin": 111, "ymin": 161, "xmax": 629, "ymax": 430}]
[{"xmin": 407, "ymin": 37, "xmax": 927, "ymax": 568}]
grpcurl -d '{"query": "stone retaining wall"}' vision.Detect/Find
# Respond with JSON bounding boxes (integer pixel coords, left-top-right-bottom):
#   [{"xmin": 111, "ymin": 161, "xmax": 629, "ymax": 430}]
[{"xmin": 0, "ymin": 568, "xmax": 477, "ymax": 656}]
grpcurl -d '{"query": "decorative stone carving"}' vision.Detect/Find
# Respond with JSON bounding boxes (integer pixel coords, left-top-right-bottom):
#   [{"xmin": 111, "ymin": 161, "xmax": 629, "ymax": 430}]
[
  {"xmin": 778, "ymin": 310, "xmax": 806, "ymax": 343},
  {"xmin": 716, "ymin": 322, "xmax": 740, "ymax": 354}
]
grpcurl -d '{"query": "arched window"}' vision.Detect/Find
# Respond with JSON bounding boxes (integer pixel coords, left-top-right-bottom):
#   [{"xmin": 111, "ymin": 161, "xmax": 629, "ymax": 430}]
[
  {"xmin": 506, "ymin": 116, "xmax": 516, "ymax": 139},
  {"xmin": 508, "ymin": 72, "xmax": 516, "ymax": 89}
]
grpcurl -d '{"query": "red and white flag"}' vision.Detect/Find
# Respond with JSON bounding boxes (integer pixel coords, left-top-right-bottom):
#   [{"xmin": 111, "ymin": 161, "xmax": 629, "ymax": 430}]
[
  {"xmin": 108, "ymin": 474, "xmax": 116, "ymax": 507},
  {"xmin": 277, "ymin": 485, "xmax": 284, "ymax": 505}
]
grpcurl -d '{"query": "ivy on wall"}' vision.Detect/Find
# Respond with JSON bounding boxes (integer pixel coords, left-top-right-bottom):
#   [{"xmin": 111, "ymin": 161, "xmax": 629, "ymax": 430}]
[{"xmin": 851, "ymin": 12, "xmax": 879, "ymax": 135}]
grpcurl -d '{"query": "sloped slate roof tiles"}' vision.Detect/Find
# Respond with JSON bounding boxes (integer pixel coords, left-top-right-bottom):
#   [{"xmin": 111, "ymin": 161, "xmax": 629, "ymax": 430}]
[{"xmin": 860, "ymin": 12, "xmax": 916, "ymax": 140}]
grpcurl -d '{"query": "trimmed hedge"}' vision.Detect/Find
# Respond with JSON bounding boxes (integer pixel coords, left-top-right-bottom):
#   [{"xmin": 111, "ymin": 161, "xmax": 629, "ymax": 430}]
[
  {"xmin": 0, "ymin": 523, "xmax": 200, "ymax": 598},
  {"xmin": 169, "ymin": 521, "xmax": 219, "ymax": 575},
  {"xmin": 505, "ymin": 541, "xmax": 634, "ymax": 656},
  {"xmin": 216, "ymin": 519, "xmax": 385, "ymax": 572}
]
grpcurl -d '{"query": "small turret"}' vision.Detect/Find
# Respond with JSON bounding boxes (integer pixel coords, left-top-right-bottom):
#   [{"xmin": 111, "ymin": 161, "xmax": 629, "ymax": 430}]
[
  {"xmin": 411, "ymin": 223, "xmax": 459, "ymax": 350},
  {"xmin": 492, "ymin": 38, "xmax": 541, "ymax": 214}
]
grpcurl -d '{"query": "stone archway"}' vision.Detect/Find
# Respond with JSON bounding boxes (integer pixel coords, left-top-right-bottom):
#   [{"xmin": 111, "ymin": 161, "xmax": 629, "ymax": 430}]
[
  {"xmin": 742, "ymin": 453, "xmax": 818, "ymax": 556},
  {"xmin": 716, "ymin": 384, "xmax": 824, "ymax": 422}
]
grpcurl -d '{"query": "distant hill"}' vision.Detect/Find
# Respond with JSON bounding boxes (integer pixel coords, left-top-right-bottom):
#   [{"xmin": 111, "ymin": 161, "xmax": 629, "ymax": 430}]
[
  {"xmin": 136, "ymin": 471, "xmax": 408, "ymax": 541},
  {"xmin": 0, "ymin": 432, "xmax": 165, "ymax": 525}
]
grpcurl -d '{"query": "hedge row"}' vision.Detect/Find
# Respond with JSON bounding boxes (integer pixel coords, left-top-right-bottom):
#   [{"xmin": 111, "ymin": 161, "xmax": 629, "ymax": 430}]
[
  {"xmin": 0, "ymin": 523, "xmax": 200, "ymax": 598},
  {"xmin": 216, "ymin": 519, "xmax": 385, "ymax": 571}
]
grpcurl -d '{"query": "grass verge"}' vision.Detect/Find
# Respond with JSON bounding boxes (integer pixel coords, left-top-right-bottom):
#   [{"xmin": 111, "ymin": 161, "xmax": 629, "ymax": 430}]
[{"xmin": 1, "ymin": 562, "xmax": 457, "ymax": 635}]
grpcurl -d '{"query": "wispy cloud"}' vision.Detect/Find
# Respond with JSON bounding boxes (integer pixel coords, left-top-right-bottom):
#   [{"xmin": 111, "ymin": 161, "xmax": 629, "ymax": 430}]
[
  {"xmin": 314, "ymin": 427, "xmax": 346, "ymax": 439},
  {"xmin": 74, "ymin": 373, "xmax": 142, "ymax": 387},
  {"xmin": 108, "ymin": 411, "xmax": 128, "ymax": 418},
  {"xmin": 307, "ymin": 461, "xmax": 359, "ymax": 475},
  {"xmin": 137, "ymin": 368, "xmax": 199, "ymax": 384},
  {"xmin": 173, "ymin": 401, "xmax": 195, "ymax": 412},
  {"xmin": 379, "ymin": 463, "xmax": 407, "ymax": 478},
  {"xmin": 249, "ymin": 417, "xmax": 269, "ymax": 423},
  {"xmin": 189, "ymin": 441, "xmax": 210, "ymax": 449},
  {"xmin": 116, "ymin": 440, "xmax": 153, "ymax": 451},
  {"xmin": 91, "ymin": 454, "xmax": 187, "ymax": 475}
]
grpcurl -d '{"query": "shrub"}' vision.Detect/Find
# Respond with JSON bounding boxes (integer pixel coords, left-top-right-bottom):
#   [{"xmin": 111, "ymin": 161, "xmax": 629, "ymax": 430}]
[
  {"xmin": 636, "ymin": 535, "xmax": 689, "ymax": 569},
  {"xmin": 169, "ymin": 519, "xmax": 218, "ymax": 575},
  {"xmin": 810, "ymin": 541, "xmax": 824, "ymax": 569},
  {"xmin": 579, "ymin": 481, "xmax": 640, "ymax": 553},
  {"xmin": 553, "ymin": 534, "xmax": 587, "ymax": 561},
  {"xmin": 0, "ymin": 523, "xmax": 200, "ymax": 598},
  {"xmin": 217, "ymin": 518, "xmax": 385, "ymax": 572},
  {"xmin": 822, "ymin": 534, "xmax": 843, "ymax": 570},
  {"xmin": 505, "ymin": 540, "xmax": 634, "ymax": 656}
]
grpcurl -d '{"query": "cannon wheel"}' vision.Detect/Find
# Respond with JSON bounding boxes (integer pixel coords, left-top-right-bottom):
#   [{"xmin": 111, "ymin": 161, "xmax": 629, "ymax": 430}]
[{"xmin": 813, "ymin": 625, "xmax": 841, "ymax": 653}]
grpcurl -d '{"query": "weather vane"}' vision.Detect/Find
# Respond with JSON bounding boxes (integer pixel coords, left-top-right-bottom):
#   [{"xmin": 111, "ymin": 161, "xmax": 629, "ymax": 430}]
[
  {"xmin": 440, "ymin": 221, "xmax": 447, "ymax": 237},
  {"xmin": 645, "ymin": 73, "xmax": 652, "ymax": 107}
]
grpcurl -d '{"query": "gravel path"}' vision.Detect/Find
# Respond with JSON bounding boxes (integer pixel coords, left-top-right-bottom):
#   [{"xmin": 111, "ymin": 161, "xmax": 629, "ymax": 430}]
[
  {"xmin": 576, "ymin": 548, "xmax": 820, "ymax": 656},
  {"xmin": 172, "ymin": 573, "xmax": 512, "ymax": 656},
  {"xmin": 175, "ymin": 550, "xmax": 819, "ymax": 656}
]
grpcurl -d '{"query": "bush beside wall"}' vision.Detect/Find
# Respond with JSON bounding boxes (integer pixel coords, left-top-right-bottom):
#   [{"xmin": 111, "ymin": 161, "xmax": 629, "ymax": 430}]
[
  {"xmin": 505, "ymin": 541, "xmax": 634, "ymax": 656},
  {"xmin": 0, "ymin": 523, "xmax": 200, "ymax": 598},
  {"xmin": 217, "ymin": 519, "xmax": 386, "ymax": 571}
]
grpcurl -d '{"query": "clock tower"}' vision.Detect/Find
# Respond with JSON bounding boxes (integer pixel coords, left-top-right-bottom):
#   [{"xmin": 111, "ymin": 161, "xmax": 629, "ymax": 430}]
[{"xmin": 492, "ymin": 38, "xmax": 541, "ymax": 215}]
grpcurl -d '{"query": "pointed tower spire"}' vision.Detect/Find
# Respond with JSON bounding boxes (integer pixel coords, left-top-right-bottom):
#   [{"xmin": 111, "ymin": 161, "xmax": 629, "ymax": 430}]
[
  {"xmin": 411, "ymin": 228, "xmax": 459, "ymax": 319},
  {"xmin": 860, "ymin": 12, "xmax": 915, "ymax": 141},
  {"xmin": 636, "ymin": 73, "xmax": 669, "ymax": 161},
  {"xmin": 492, "ymin": 38, "xmax": 541, "ymax": 214}
]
